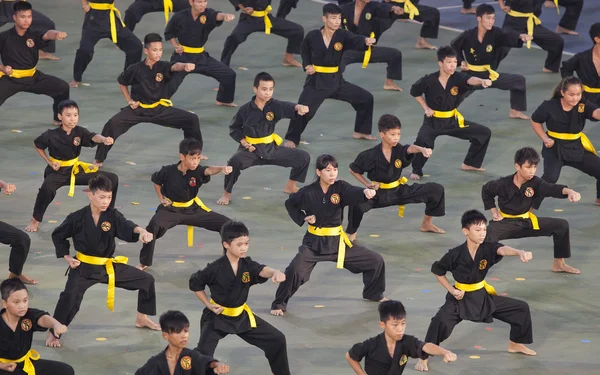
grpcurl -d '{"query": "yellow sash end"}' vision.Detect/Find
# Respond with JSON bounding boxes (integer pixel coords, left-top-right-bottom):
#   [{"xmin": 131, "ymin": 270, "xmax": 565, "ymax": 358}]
[
  {"xmin": 76, "ymin": 251, "xmax": 128, "ymax": 311},
  {"xmin": 139, "ymin": 99, "xmax": 173, "ymax": 109},
  {"xmin": 547, "ymin": 131, "xmax": 597, "ymax": 156},
  {"xmin": 374, "ymin": 177, "xmax": 408, "ymax": 217},
  {"xmin": 164, "ymin": 0, "xmax": 174, "ymax": 25},
  {"xmin": 313, "ymin": 65, "xmax": 339, "ymax": 73},
  {"xmin": 89, "ymin": 3, "xmax": 125, "ymax": 44},
  {"xmin": 245, "ymin": 133, "xmax": 283, "ymax": 146},
  {"xmin": 392, "ymin": 0, "xmax": 420, "ymax": 19},
  {"xmin": 250, "ymin": 5, "xmax": 273, "ymax": 34},
  {"xmin": 466, "ymin": 63, "xmax": 499, "ymax": 81},
  {"xmin": 49, "ymin": 157, "xmax": 98, "ymax": 197},
  {"xmin": 210, "ymin": 299, "xmax": 256, "ymax": 328},
  {"xmin": 554, "ymin": 0, "xmax": 560, "ymax": 15},
  {"xmin": 455, "ymin": 280, "xmax": 497, "ymax": 296},
  {"xmin": 507, "ymin": 11, "xmax": 540, "ymax": 49},
  {"xmin": 583, "ymin": 85, "xmax": 600, "ymax": 94},
  {"xmin": 181, "ymin": 45, "xmax": 205, "ymax": 54},
  {"xmin": 171, "ymin": 197, "xmax": 212, "ymax": 248},
  {"xmin": 308, "ymin": 225, "xmax": 353, "ymax": 269},
  {"xmin": 0, "ymin": 67, "xmax": 36, "ymax": 79},
  {"xmin": 0, "ymin": 350, "xmax": 40, "ymax": 375},
  {"xmin": 433, "ymin": 109, "xmax": 466, "ymax": 128},
  {"xmin": 499, "ymin": 210, "xmax": 539, "ymax": 230},
  {"xmin": 362, "ymin": 32, "xmax": 375, "ymax": 69}
]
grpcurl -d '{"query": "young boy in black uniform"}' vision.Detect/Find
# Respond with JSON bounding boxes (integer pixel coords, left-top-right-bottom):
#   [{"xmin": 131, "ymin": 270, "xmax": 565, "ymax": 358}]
[
  {"xmin": 70, "ymin": 0, "xmax": 143, "ymax": 88},
  {"xmin": 94, "ymin": 33, "xmax": 202, "ymax": 166},
  {"xmin": 483, "ymin": 147, "xmax": 582, "ymax": 274},
  {"xmin": 25, "ymin": 100, "xmax": 118, "ymax": 233},
  {"xmin": 46, "ymin": 175, "xmax": 160, "ymax": 348},
  {"xmin": 0, "ymin": 279, "xmax": 73, "ymax": 375},
  {"xmin": 165, "ymin": 0, "xmax": 238, "ymax": 107},
  {"xmin": 220, "ymin": 0, "xmax": 303, "ymax": 68},
  {"xmin": 283, "ymin": 3, "xmax": 377, "ymax": 147},
  {"xmin": 561, "ymin": 23, "xmax": 600, "ymax": 105},
  {"xmin": 190, "ymin": 221, "xmax": 290, "ymax": 375},
  {"xmin": 415, "ymin": 210, "xmax": 536, "ymax": 372},
  {"xmin": 0, "ymin": 1, "xmax": 69, "ymax": 125},
  {"xmin": 409, "ymin": 46, "xmax": 492, "ymax": 181},
  {"xmin": 270, "ymin": 154, "xmax": 386, "ymax": 316},
  {"xmin": 347, "ymin": 114, "xmax": 445, "ymax": 241},
  {"xmin": 346, "ymin": 300, "xmax": 456, "ymax": 375},
  {"xmin": 217, "ymin": 72, "xmax": 310, "ymax": 206},
  {"xmin": 138, "ymin": 138, "xmax": 232, "ymax": 270},
  {"xmin": 380, "ymin": 0, "xmax": 440, "ymax": 50},
  {"xmin": 451, "ymin": 4, "xmax": 532, "ymax": 120},
  {"xmin": 135, "ymin": 310, "xmax": 230, "ymax": 375},
  {"xmin": 125, "ymin": 0, "xmax": 190, "ymax": 32}
]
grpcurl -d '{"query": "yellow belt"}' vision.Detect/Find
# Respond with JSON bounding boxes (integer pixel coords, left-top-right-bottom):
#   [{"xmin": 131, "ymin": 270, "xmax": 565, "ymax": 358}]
[
  {"xmin": 466, "ymin": 63, "xmax": 499, "ymax": 81},
  {"xmin": 547, "ymin": 131, "xmax": 597, "ymax": 156},
  {"xmin": 163, "ymin": 0, "xmax": 173, "ymax": 24},
  {"xmin": 507, "ymin": 10, "xmax": 540, "ymax": 49},
  {"xmin": 0, "ymin": 67, "xmax": 36, "ymax": 79},
  {"xmin": 210, "ymin": 299, "xmax": 256, "ymax": 328},
  {"xmin": 139, "ymin": 99, "xmax": 173, "ymax": 109},
  {"xmin": 181, "ymin": 45, "xmax": 205, "ymax": 54},
  {"xmin": 583, "ymin": 85, "xmax": 600, "ymax": 94},
  {"xmin": 455, "ymin": 280, "xmax": 497, "ymax": 296},
  {"xmin": 88, "ymin": 3, "xmax": 125, "ymax": 44},
  {"xmin": 245, "ymin": 133, "xmax": 283, "ymax": 146},
  {"xmin": 313, "ymin": 65, "xmax": 339, "ymax": 73},
  {"xmin": 171, "ymin": 197, "xmax": 212, "ymax": 247},
  {"xmin": 362, "ymin": 32, "xmax": 375, "ymax": 69},
  {"xmin": 433, "ymin": 109, "xmax": 466, "ymax": 128},
  {"xmin": 49, "ymin": 157, "xmax": 98, "ymax": 197},
  {"xmin": 308, "ymin": 225, "xmax": 352, "ymax": 269},
  {"xmin": 499, "ymin": 210, "xmax": 539, "ymax": 230},
  {"xmin": 0, "ymin": 350, "xmax": 40, "ymax": 375},
  {"xmin": 76, "ymin": 251, "xmax": 128, "ymax": 311},
  {"xmin": 374, "ymin": 176, "xmax": 408, "ymax": 217},
  {"xmin": 392, "ymin": 0, "xmax": 420, "ymax": 20},
  {"xmin": 250, "ymin": 5, "xmax": 273, "ymax": 34},
  {"xmin": 553, "ymin": 0, "xmax": 560, "ymax": 15}
]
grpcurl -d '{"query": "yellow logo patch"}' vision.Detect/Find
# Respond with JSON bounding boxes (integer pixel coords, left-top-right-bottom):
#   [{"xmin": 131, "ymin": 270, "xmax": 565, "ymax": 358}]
[
  {"xmin": 73, "ymin": 137, "xmax": 81, "ymax": 146},
  {"xmin": 578, "ymin": 103, "xmax": 585, "ymax": 113},
  {"xmin": 524, "ymin": 187, "xmax": 534, "ymax": 197},
  {"xmin": 155, "ymin": 73, "xmax": 163, "ymax": 82},
  {"xmin": 399, "ymin": 354, "xmax": 408, "ymax": 366},
  {"xmin": 21, "ymin": 319, "xmax": 33, "ymax": 331},
  {"xmin": 26, "ymin": 38, "xmax": 35, "ymax": 48},
  {"xmin": 265, "ymin": 111, "xmax": 275, "ymax": 121},
  {"xmin": 101, "ymin": 221, "xmax": 111, "ymax": 232},
  {"xmin": 200, "ymin": 15, "xmax": 207, "ymax": 24},
  {"xmin": 180, "ymin": 356, "xmax": 192, "ymax": 370},
  {"xmin": 479, "ymin": 259, "xmax": 487, "ymax": 270},
  {"xmin": 365, "ymin": 13, "xmax": 372, "ymax": 20},
  {"xmin": 334, "ymin": 42, "xmax": 343, "ymax": 51},
  {"xmin": 394, "ymin": 159, "xmax": 402, "ymax": 169},
  {"xmin": 241, "ymin": 271, "xmax": 251, "ymax": 283},
  {"xmin": 330, "ymin": 193, "xmax": 340, "ymax": 204},
  {"xmin": 450, "ymin": 86, "xmax": 459, "ymax": 96},
  {"xmin": 486, "ymin": 44, "xmax": 493, "ymax": 53}
]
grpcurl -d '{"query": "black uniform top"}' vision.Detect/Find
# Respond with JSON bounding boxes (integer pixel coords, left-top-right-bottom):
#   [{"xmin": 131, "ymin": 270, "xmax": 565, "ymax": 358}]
[
  {"xmin": 0, "ymin": 308, "xmax": 48, "ymax": 365},
  {"xmin": 52, "ymin": 206, "xmax": 139, "ymax": 259},
  {"xmin": 410, "ymin": 71, "xmax": 471, "ymax": 129},
  {"xmin": 229, "ymin": 0, "xmax": 270, "ymax": 12},
  {"xmin": 340, "ymin": 1, "xmax": 394, "ymax": 40},
  {"xmin": 189, "ymin": 255, "xmax": 267, "ymax": 334},
  {"xmin": 451, "ymin": 26, "xmax": 523, "ymax": 69},
  {"xmin": 0, "ymin": 27, "xmax": 49, "ymax": 71},
  {"xmin": 432, "ymin": 241, "xmax": 504, "ymax": 321},
  {"xmin": 34, "ymin": 126, "xmax": 97, "ymax": 176},
  {"xmin": 135, "ymin": 347, "xmax": 216, "ymax": 375},
  {"xmin": 118, "ymin": 60, "xmax": 175, "ymax": 104},
  {"xmin": 164, "ymin": 8, "xmax": 223, "ymax": 49},
  {"xmin": 152, "ymin": 163, "xmax": 210, "ymax": 203},
  {"xmin": 229, "ymin": 97, "xmax": 297, "ymax": 160},
  {"xmin": 531, "ymin": 98, "xmax": 599, "ymax": 162},
  {"xmin": 302, "ymin": 28, "xmax": 367, "ymax": 90},
  {"xmin": 561, "ymin": 49, "xmax": 600, "ymax": 102},
  {"xmin": 286, "ymin": 180, "xmax": 366, "ymax": 254},
  {"xmin": 350, "ymin": 143, "xmax": 413, "ymax": 185},
  {"xmin": 482, "ymin": 174, "xmax": 567, "ymax": 214},
  {"xmin": 348, "ymin": 333, "xmax": 426, "ymax": 375}
]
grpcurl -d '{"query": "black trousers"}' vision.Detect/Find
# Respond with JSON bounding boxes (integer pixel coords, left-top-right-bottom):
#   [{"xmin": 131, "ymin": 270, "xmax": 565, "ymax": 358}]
[
  {"xmin": 340, "ymin": 46, "xmax": 403, "ymax": 81},
  {"xmin": 411, "ymin": 120, "xmax": 491, "ymax": 176},
  {"xmin": 271, "ymin": 244, "xmax": 386, "ymax": 311},
  {"xmin": 555, "ymin": 0, "xmax": 583, "ymax": 31},
  {"xmin": 32, "ymin": 169, "xmax": 119, "ymax": 222},
  {"xmin": 224, "ymin": 147, "xmax": 310, "ymax": 193},
  {"xmin": 124, "ymin": 0, "xmax": 190, "ymax": 31},
  {"xmin": 53, "ymin": 263, "xmax": 157, "ymax": 326},
  {"xmin": 94, "ymin": 106, "xmax": 201, "ymax": 162},
  {"xmin": 463, "ymin": 71, "xmax": 527, "ymax": 111},
  {"xmin": 0, "ymin": 72, "xmax": 69, "ymax": 122},
  {"xmin": 276, "ymin": 0, "xmax": 300, "ymax": 19},
  {"xmin": 462, "ymin": 0, "xmax": 476, "ymax": 9},
  {"xmin": 169, "ymin": 52, "xmax": 236, "ymax": 104},
  {"xmin": 583, "ymin": 92, "xmax": 600, "ymax": 106},
  {"xmin": 284, "ymin": 83, "xmax": 374, "ymax": 145},
  {"xmin": 0, "ymin": 359, "xmax": 74, "ymax": 375},
  {"xmin": 346, "ymin": 182, "xmax": 445, "ymax": 234},
  {"xmin": 221, "ymin": 14, "xmax": 303, "ymax": 66},
  {"xmin": 139, "ymin": 205, "xmax": 231, "ymax": 266},
  {"xmin": 0, "ymin": 3, "xmax": 56, "ymax": 53},
  {"xmin": 0, "ymin": 221, "xmax": 31, "ymax": 276},
  {"xmin": 392, "ymin": 3, "xmax": 440, "ymax": 39},
  {"xmin": 196, "ymin": 315, "xmax": 290, "ymax": 375},
  {"xmin": 486, "ymin": 217, "xmax": 571, "ymax": 258}
]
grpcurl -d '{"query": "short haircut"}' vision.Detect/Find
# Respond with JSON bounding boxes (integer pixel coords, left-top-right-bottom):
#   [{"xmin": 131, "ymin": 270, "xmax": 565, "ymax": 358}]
[
  {"xmin": 159, "ymin": 310, "xmax": 189, "ymax": 333},
  {"xmin": 88, "ymin": 174, "xmax": 113, "ymax": 193},
  {"xmin": 253, "ymin": 72, "xmax": 275, "ymax": 88},
  {"xmin": 514, "ymin": 147, "xmax": 540, "ymax": 167},
  {"xmin": 58, "ymin": 99, "xmax": 79, "ymax": 115},
  {"xmin": 323, "ymin": 3, "xmax": 342, "ymax": 16},
  {"xmin": 437, "ymin": 46, "xmax": 457, "ymax": 62},
  {"xmin": 461, "ymin": 209, "xmax": 487, "ymax": 229},
  {"xmin": 476, "ymin": 4, "xmax": 495, "ymax": 18},
  {"xmin": 589, "ymin": 22, "xmax": 600, "ymax": 43},
  {"xmin": 13, "ymin": 1, "xmax": 32, "ymax": 14},
  {"xmin": 220, "ymin": 221, "xmax": 248, "ymax": 253},
  {"xmin": 378, "ymin": 300, "xmax": 406, "ymax": 322},
  {"xmin": 378, "ymin": 114, "xmax": 402, "ymax": 133},
  {"xmin": 144, "ymin": 33, "xmax": 162, "ymax": 48},
  {"xmin": 316, "ymin": 154, "xmax": 338, "ymax": 170},
  {"xmin": 179, "ymin": 138, "xmax": 203, "ymax": 156},
  {"xmin": 1, "ymin": 278, "xmax": 27, "ymax": 301}
]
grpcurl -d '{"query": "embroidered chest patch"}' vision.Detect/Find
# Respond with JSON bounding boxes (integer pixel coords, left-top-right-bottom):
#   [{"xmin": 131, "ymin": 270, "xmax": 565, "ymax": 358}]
[
  {"xmin": 189, "ymin": 177, "xmax": 197, "ymax": 187},
  {"xmin": 101, "ymin": 221, "xmax": 111, "ymax": 232},
  {"xmin": 394, "ymin": 159, "xmax": 402, "ymax": 169},
  {"xmin": 479, "ymin": 259, "xmax": 488, "ymax": 270},
  {"xmin": 180, "ymin": 356, "xmax": 192, "ymax": 370},
  {"xmin": 241, "ymin": 271, "xmax": 251, "ymax": 283},
  {"xmin": 155, "ymin": 73, "xmax": 163, "ymax": 82},
  {"xmin": 524, "ymin": 187, "xmax": 534, "ymax": 197},
  {"xmin": 330, "ymin": 193, "xmax": 340, "ymax": 204},
  {"xmin": 265, "ymin": 111, "xmax": 274, "ymax": 121},
  {"xmin": 450, "ymin": 86, "xmax": 459, "ymax": 96},
  {"xmin": 21, "ymin": 319, "xmax": 33, "ymax": 331},
  {"xmin": 399, "ymin": 354, "xmax": 408, "ymax": 366},
  {"xmin": 334, "ymin": 42, "xmax": 343, "ymax": 51},
  {"xmin": 73, "ymin": 137, "xmax": 81, "ymax": 146}
]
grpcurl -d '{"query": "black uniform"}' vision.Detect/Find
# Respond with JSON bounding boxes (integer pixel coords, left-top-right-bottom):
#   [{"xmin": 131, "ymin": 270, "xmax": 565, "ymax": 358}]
[
  {"xmin": 423, "ymin": 241, "xmax": 533, "ymax": 352},
  {"xmin": 51, "ymin": 206, "xmax": 157, "ymax": 327},
  {"xmin": 284, "ymin": 28, "xmax": 374, "ymax": 145},
  {"xmin": 94, "ymin": 60, "xmax": 202, "ymax": 163},
  {"xmin": 135, "ymin": 347, "xmax": 217, "ymax": 375},
  {"xmin": 410, "ymin": 71, "xmax": 492, "ymax": 177},
  {"xmin": 0, "ymin": 0, "xmax": 57, "ymax": 53},
  {"xmin": 348, "ymin": 333, "xmax": 427, "ymax": 375},
  {"xmin": 536, "ymin": 0, "xmax": 583, "ymax": 32},
  {"xmin": 139, "ymin": 163, "xmax": 231, "ymax": 267},
  {"xmin": 271, "ymin": 180, "xmax": 386, "ymax": 311},
  {"xmin": 0, "ymin": 308, "xmax": 74, "ymax": 375},
  {"xmin": 73, "ymin": 0, "xmax": 142, "ymax": 82},
  {"xmin": 561, "ymin": 48, "xmax": 600, "ymax": 105},
  {"xmin": 0, "ymin": 221, "xmax": 30, "ymax": 277},
  {"xmin": 190, "ymin": 256, "xmax": 290, "ymax": 375},
  {"xmin": 451, "ymin": 26, "xmax": 527, "ymax": 111},
  {"xmin": 32, "ymin": 126, "xmax": 119, "ymax": 222},
  {"xmin": 0, "ymin": 26, "xmax": 69, "ymax": 122},
  {"xmin": 347, "ymin": 143, "xmax": 445, "ymax": 234},
  {"xmin": 483, "ymin": 173, "xmax": 571, "ymax": 258},
  {"xmin": 220, "ymin": 0, "xmax": 303, "ymax": 67},
  {"xmin": 530, "ymin": 98, "xmax": 600, "ymax": 202},
  {"xmin": 165, "ymin": 8, "xmax": 236, "ymax": 104},
  {"xmin": 339, "ymin": 1, "xmax": 403, "ymax": 82},
  {"xmin": 383, "ymin": 0, "xmax": 440, "ymax": 40},
  {"xmin": 462, "ymin": 0, "xmax": 477, "ymax": 10},
  {"xmin": 225, "ymin": 97, "xmax": 310, "ymax": 193},
  {"xmin": 124, "ymin": 0, "xmax": 190, "ymax": 32}
]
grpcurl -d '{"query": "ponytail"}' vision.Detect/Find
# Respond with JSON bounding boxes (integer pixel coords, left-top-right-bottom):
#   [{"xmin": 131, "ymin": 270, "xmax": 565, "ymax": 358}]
[{"xmin": 552, "ymin": 76, "xmax": 583, "ymax": 99}]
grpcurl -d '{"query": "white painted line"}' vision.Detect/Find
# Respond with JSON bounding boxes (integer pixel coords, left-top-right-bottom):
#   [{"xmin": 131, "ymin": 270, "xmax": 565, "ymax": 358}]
[{"xmin": 437, "ymin": 2, "xmax": 497, "ymax": 10}]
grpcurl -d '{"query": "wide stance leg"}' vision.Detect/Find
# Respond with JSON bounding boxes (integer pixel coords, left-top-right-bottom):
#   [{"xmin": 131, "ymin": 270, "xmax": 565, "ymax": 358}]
[
  {"xmin": 491, "ymin": 296, "xmax": 533, "ymax": 344},
  {"xmin": 271, "ymin": 246, "xmax": 321, "ymax": 311},
  {"xmin": 0, "ymin": 221, "xmax": 31, "ymax": 276},
  {"xmin": 238, "ymin": 316, "xmax": 291, "ymax": 375}
]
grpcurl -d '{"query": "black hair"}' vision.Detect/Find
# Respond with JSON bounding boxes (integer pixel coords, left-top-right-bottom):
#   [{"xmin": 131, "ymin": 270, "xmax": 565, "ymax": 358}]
[
  {"xmin": 461, "ymin": 209, "xmax": 487, "ymax": 229},
  {"xmin": 589, "ymin": 22, "xmax": 600, "ymax": 44},
  {"xmin": 1, "ymin": 278, "xmax": 27, "ymax": 301},
  {"xmin": 378, "ymin": 300, "xmax": 406, "ymax": 322},
  {"xmin": 88, "ymin": 174, "xmax": 113, "ymax": 194},
  {"xmin": 437, "ymin": 46, "xmax": 457, "ymax": 62},
  {"xmin": 220, "ymin": 221, "xmax": 248, "ymax": 254},
  {"xmin": 144, "ymin": 33, "xmax": 162, "ymax": 48},
  {"xmin": 514, "ymin": 146, "xmax": 540, "ymax": 167},
  {"xmin": 13, "ymin": 1, "xmax": 32, "ymax": 14},
  {"xmin": 316, "ymin": 154, "xmax": 338, "ymax": 170},
  {"xmin": 179, "ymin": 138, "xmax": 203, "ymax": 156},
  {"xmin": 476, "ymin": 4, "xmax": 495, "ymax": 18},
  {"xmin": 323, "ymin": 3, "xmax": 342, "ymax": 16},
  {"xmin": 552, "ymin": 76, "xmax": 582, "ymax": 99},
  {"xmin": 58, "ymin": 99, "xmax": 79, "ymax": 115},
  {"xmin": 253, "ymin": 72, "xmax": 275, "ymax": 88},
  {"xmin": 159, "ymin": 310, "xmax": 190, "ymax": 334},
  {"xmin": 377, "ymin": 114, "xmax": 402, "ymax": 133}
]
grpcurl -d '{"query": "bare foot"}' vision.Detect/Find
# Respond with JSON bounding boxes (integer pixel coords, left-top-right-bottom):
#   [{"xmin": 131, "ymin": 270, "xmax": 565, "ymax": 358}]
[
  {"xmin": 420, "ymin": 223, "xmax": 446, "ymax": 234},
  {"xmin": 509, "ymin": 109, "xmax": 530, "ymax": 120},
  {"xmin": 542, "ymin": 67, "xmax": 557, "ymax": 73},
  {"xmin": 11, "ymin": 273, "xmax": 38, "ymax": 285},
  {"xmin": 409, "ymin": 173, "xmax": 421, "ymax": 181},
  {"xmin": 39, "ymin": 51, "xmax": 60, "ymax": 61},
  {"xmin": 136, "ymin": 264, "xmax": 148, "ymax": 271},
  {"xmin": 507, "ymin": 341, "xmax": 537, "ymax": 356},
  {"xmin": 415, "ymin": 38, "xmax": 437, "ymax": 50},
  {"xmin": 283, "ymin": 140, "xmax": 297, "ymax": 148},
  {"xmin": 352, "ymin": 132, "xmax": 377, "ymax": 140},
  {"xmin": 383, "ymin": 81, "xmax": 403, "ymax": 92},
  {"xmin": 217, "ymin": 192, "xmax": 231, "ymax": 205},
  {"xmin": 270, "ymin": 309, "xmax": 284, "ymax": 316},
  {"xmin": 93, "ymin": 160, "xmax": 103, "ymax": 168},
  {"xmin": 348, "ymin": 232, "xmax": 357, "ymax": 242},
  {"xmin": 283, "ymin": 182, "xmax": 299, "ymax": 194},
  {"xmin": 415, "ymin": 358, "xmax": 429, "ymax": 372},
  {"xmin": 69, "ymin": 80, "xmax": 80, "ymax": 88},
  {"xmin": 135, "ymin": 314, "xmax": 160, "ymax": 330},
  {"xmin": 46, "ymin": 332, "xmax": 62, "ymax": 348},
  {"xmin": 282, "ymin": 56, "xmax": 302, "ymax": 67},
  {"xmin": 216, "ymin": 101, "xmax": 238, "ymax": 107},
  {"xmin": 461, "ymin": 7, "xmax": 476, "ymax": 14},
  {"xmin": 551, "ymin": 259, "xmax": 580, "ymax": 274},
  {"xmin": 555, "ymin": 26, "xmax": 578, "ymax": 35},
  {"xmin": 595, "ymin": 198, "xmax": 600, "ymax": 206},
  {"xmin": 25, "ymin": 218, "xmax": 39, "ymax": 233},
  {"xmin": 461, "ymin": 163, "xmax": 486, "ymax": 172},
  {"xmin": 363, "ymin": 297, "xmax": 389, "ymax": 302}
]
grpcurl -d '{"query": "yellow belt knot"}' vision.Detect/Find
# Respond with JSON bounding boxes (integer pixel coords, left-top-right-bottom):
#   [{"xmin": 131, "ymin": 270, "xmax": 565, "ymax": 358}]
[
  {"xmin": 210, "ymin": 299, "xmax": 256, "ymax": 328},
  {"xmin": 313, "ymin": 65, "xmax": 339, "ymax": 73},
  {"xmin": 245, "ymin": 133, "xmax": 283, "ymax": 146},
  {"xmin": 163, "ymin": 0, "xmax": 174, "ymax": 24},
  {"xmin": 374, "ymin": 177, "xmax": 408, "ymax": 217},
  {"xmin": 499, "ymin": 210, "xmax": 539, "ymax": 230},
  {"xmin": 547, "ymin": 131, "xmax": 597, "ymax": 156},
  {"xmin": 362, "ymin": 32, "xmax": 376, "ymax": 68},
  {"xmin": 49, "ymin": 157, "xmax": 98, "ymax": 197},
  {"xmin": 181, "ymin": 45, "xmax": 205, "ymax": 54},
  {"xmin": 88, "ymin": 3, "xmax": 125, "ymax": 44},
  {"xmin": 0, "ymin": 350, "xmax": 40, "ymax": 375},
  {"xmin": 76, "ymin": 251, "xmax": 128, "ymax": 311},
  {"xmin": 466, "ymin": 63, "xmax": 499, "ymax": 81},
  {"xmin": 455, "ymin": 280, "xmax": 497, "ymax": 296},
  {"xmin": 507, "ymin": 10, "xmax": 541, "ymax": 49},
  {"xmin": 392, "ymin": 0, "xmax": 420, "ymax": 20},
  {"xmin": 583, "ymin": 85, "xmax": 600, "ymax": 94},
  {"xmin": 308, "ymin": 225, "xmax": 352, "ymax": 269},
  {"xmin": 250, "ymin": 5, "xmax": 273, "ymax": 34},
  {"xmin": 433, "ymin": 108, "xmax": 466, "ymax": 128},
  {"xmin": 0, "ymin": 67, "xmax": 36, "ymax": 78},
  {"xmin": 171, "ymin": 197, "xmax": 211, "ymax": 247},
  {"xmin": 139, "ymin": 99, "xmax": 173, "ymax": 109}
]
